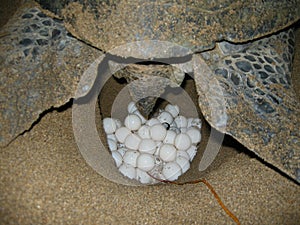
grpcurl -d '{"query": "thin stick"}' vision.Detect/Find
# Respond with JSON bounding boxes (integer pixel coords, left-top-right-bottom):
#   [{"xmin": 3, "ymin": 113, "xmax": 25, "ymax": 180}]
[{"xmin": 148, "ymin": 173, "xmax": 241, "ymax": 225}]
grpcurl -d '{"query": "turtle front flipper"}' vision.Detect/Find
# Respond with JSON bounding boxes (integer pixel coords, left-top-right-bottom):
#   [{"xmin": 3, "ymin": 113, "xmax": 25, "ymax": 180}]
[
  {"xmin": 197, "ymin": 28, "xmax": 300, "ymax": 183},
  {"xmin": 113, "ymin": 63, "xmax": 185, "ymax": 117}
]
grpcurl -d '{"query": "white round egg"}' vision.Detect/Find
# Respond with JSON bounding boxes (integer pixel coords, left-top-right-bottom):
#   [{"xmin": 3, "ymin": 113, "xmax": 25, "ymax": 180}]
[
  {"xmin": 150, "ymin": 124, "xmax": 167, "ymax": 141},
  {"xmin": 177, "ymin": 150, "xmax": 190, "ymax": 160},
  {"xmin": 127, "ymin": 101, "xmax": 138, "ymax": 113},
  {"xmin": 158, "ymin": 111, "xmax": 173, "ymax": 125},
  {"xmin": 117, "ymin": 147, "xmax": 127, "ymax": 157},
  {"xmin": 123, "ymin": 150, "xmax": 140, "ymax": 167},
  {"xmin": 146, "ymin": 118, "xmax": 160, "ymax": 126},
  {"xmin": 165, "ymin": 104, "xmax": 179, "ymax": 118},
  {"xmin": 174, "ymin": 115, "xmax": 188, "ymax": 128},
  {"xmin": 137, "ymin": 153, "xmax": 155, "ymax": 172},
  {"xmin": 163, "ymin": 130, "xmax": 177, "ymax": 144},
  {"xmin": 115, "ymin": 127, "xmax": 131, "ymax": 143},
  {"xmin": 159, "ymin": 144, "xmax": 177, "ymax": 162},
  {"xmin": 176, "ymin": 156, "xmax": 190, "ymax": 173},
  {"xmin": 138, "ymin": 138, "xmax": 157, "ymax": 154},
  {"xmin": 186, "ymin": 145, "xmax": 197, "ymax": 161},
  {"xmin": 174, "ymin": 133, "xmax": 192, "ymax": 151},
  {"xmin": 124, "ymin": 114, "xmax": 142, "ymax": 131},
  {"xmin": 107, "ymin": 138, "xmax": 117, "ymax": 151},
  {"xmin": 162, "ymin": 162, "xmax": 182, "ymax": 181},
  {"xmin": 125, "ymin": 133, "xmax": 141, "ymax": 150},
  {"xmin": 103, "ymin": 118, "xmax": 117, "ymax": 134},
  {"xmin": 186, "ymin": 127, "xmax": 201, "ymax": 144},
  {"xmin": 133, "ymin": 110, "xmax": 147, "ymax": 124},
  {"xmin": 137, "ymin": 125, "xmax": 151, "ymax": 139},
  {"xmin": 111, "ymin": 151, "xmax": 122, "ymax": 168},
  {"xmin": 119, "ymin": 163, "xmax": 136, "ymax": 179}
]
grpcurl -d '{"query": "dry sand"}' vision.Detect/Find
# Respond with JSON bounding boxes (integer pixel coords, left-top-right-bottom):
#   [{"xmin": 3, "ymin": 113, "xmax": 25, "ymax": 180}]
[{"xmin": 0, "ymin": 3, "xmax": 299, "ymax": 225}]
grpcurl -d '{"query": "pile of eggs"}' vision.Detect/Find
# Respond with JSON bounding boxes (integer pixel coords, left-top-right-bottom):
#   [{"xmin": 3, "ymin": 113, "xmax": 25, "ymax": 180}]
[{"xmin": 102, "ymin": 102, "xmax": 202, "ymax": 184}]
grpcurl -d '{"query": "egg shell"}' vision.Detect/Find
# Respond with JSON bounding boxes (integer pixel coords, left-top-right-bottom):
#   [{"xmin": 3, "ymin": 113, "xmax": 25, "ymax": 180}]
[
  {"xmin": 176, "ymin": 156, "xmax": 190, "ymax": 173},
  {"xmin": 146, "ymin": 118, "xmax": 160, "ymax": 126},
  {"xmin": 174, "ymin": 115, "xmax": 188, "ymax": 128},
  {"xmin": 158, "ymin": 111, "xmax": 174, "ymax": 125},
  {"xmin": 186, "ymin": 127, "xmax": 201, "ymax": 144},
  {"xmin": 150, "ymin": 124, "xmax": 167, "ymax": 141},
  {"xmin": 139, "ymin": 139, "xmax": 157, "ymax": 154},
  {"xmin": 162, "ymin": 162, "xmax": 182, "ymax": 181},
  {"xmin": 115, "ymin": 127, "xmax": 131, "ymax": 143},
  {"xmin": 103, "ymin": 118, "xmax": 117, "ymax": 134},
  {"xmin": 163, "ymin": 130, "xmax": 177, "ymax": 144},
  {"xmin": 107, "ymin": 138, "xmax": 117, "ymax": 151},
  {"xmin": 137, "ymin": 153, "xmax": 155, "ymax": 172},
  {"xmin": 125, "ymin": 133, "xmax": 141, "ymax": 150},
  {"xmin": 137, "ymin": 125, "xmax": 151, "ymax": 139},
  {"xmin": 186, "ymin": 145, "xmax": 198, "ymax": 161},
  {"xmin": 159, "ymin": 144, "xmax": 177, "ymax": 162},
  {"xmin": 125, "ymin": 114, "xmax": 142, "ymax": 131},
  {"xmin": 123, "ymin": 150, "xmax": 140, "ymax": 167},
  {"xmin": 174, "ymin": 133, "xmax": 192, "ymax": 151},
  {"xmin": 165, "ymin": 104, "xmax": 179, "ymax": 118},
  {"xmin": 127, "ymin": 101, "xmax": 138, "ymax": 113},
  {"xmin": 111, "ymin": 151, "xmax": 122, "ymax": 168},
  {"xmin": 119, "ymin": 163, "xmax": 136, "ymax": 179}
]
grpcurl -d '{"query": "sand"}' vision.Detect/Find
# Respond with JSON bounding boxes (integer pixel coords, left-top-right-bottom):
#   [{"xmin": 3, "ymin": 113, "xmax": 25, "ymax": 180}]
[{"xmin": 0, "ymin": 3, "xmax": 299, "ymax": 225}]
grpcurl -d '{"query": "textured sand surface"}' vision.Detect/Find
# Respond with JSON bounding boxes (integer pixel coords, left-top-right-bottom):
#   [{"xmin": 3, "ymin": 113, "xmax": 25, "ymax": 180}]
[{"xmin": 0, "ymin": 3, "xmax": 299, "ymax": 225}]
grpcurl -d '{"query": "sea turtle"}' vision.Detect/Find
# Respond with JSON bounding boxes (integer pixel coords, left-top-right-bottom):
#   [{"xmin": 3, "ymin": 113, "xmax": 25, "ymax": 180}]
[{"xmin": 0, "ymin": 0, "xmax": 299, "ymax": 183}]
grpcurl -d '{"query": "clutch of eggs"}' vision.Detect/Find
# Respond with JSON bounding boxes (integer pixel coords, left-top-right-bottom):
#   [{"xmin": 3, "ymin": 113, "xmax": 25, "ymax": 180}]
[{"xmin": 103, "ymin": 102, "xmax": 202, "ymax": 184}]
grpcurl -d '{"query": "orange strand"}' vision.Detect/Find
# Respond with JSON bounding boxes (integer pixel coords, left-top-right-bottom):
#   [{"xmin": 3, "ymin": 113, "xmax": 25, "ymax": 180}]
[{"xmin": 148, "ymin": 173, "xmax": 241, "ymax": 225}]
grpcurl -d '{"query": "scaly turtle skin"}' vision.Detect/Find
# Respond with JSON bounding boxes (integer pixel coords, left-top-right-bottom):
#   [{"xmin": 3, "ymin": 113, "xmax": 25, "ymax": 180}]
[{"xmin": 0, "ymin": 0, "xmax": 299, "ymax": 183}]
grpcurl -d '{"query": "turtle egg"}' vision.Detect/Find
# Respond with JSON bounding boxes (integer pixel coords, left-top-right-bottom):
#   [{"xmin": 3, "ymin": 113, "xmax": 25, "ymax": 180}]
[
  {"xmin": 115, "ymin": 127, "xmax": 131, "ymax": 143},
  {"xmin": 177, "ymin": 150, "xmax": 190, "ymax": 160},
  {"xmin": 127, "ymin": 101, "xmax": 138, "ymax": 113},
  {"xmin": 174, "ymin": 133, "xmax": 192, "ymax": 151},
  {"xmin": 114, "ymin": 119, "xmax": 122, "ymax": 129},
  {"xmin": 186, "ymin": 145, "xmax": 197, "ymax": 161},
  {"xmin": 107, "ymin": 134, "xmax": 117, "ymax": 142},
  {"xmin": 125, "ymin": 133, "xmax": 141, "ymax": 150},
  {"xmin": 186, "ymin": 127, "xmax": 201, "ymax": 144},
  {"xmin": 117, "ymin": 147, "xmax": 127, "ymax": 157},
  {"xmin": 123, "ymin": 150, "xmax": 140, "ymax": 167},
  {"xmin": 103, "ymin": 118, "xmax": 117, "ymax": 134},
  {"xmin": 176, "ymin": 156, "xmax": 190, "ymax": 173},
  {"xmin": 107, "ymin": 139, "xmax": 117, "ymax": 151},
  {"xmin": 136, "ymin": 168, "xmax": 153, "ymax": 184},
  {"xmin": 174, "ymin": 115, "xmax": 188, "ymax": 128},
  {"xmin": 159, "ymin": 144, "xmax": 177, "ymax": 162},
  {"xmin": 119, "ymin": 163, "xmax": 136, "ymax": 179},
  {"xmin": 124, "ymin": 114, "xmax": 142, "ymax": 131},
  {"xmin": 146, "ymin": 118, "xmax": 160, "ymax": 126},
  {"xmin": 137, "ymin": 153, "xmax": 155, "ymax": 172},
  {"xmin": 165, "ymin": 104, "xmax": 179, "ymax": 118},
  {"xmin": 158, "ymin": 111, "xmax": 173, "ymax": 125},
  {"xmin": 139, "ymin": 138, "xmax": 156, "ymax": 154},
  {"xmin": 163, "ymin": 130, "xmax": 177, "ymax": 144},
  {"xmin": 137, "ymin": 125, "xmax": 151, "ymax": 139},
  {"xmin": 133, "ymin": 110, "xmax": 147, "ymax": 124},
  {"xmin": 150, "ymin": 124, "xmax": 167, "ymax": 141},
  {"xmin": 162, "ymin": 162, "xmax": 182, "ymax": 181},
  {"xmin": 111, "ymin": 151, "xmax": 122, "ymax": 168}
]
